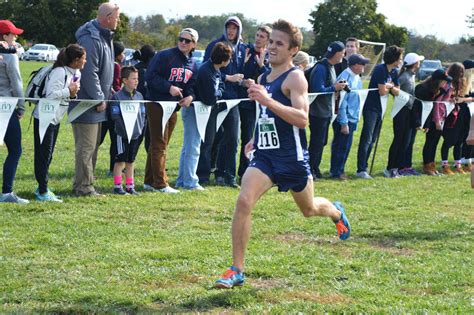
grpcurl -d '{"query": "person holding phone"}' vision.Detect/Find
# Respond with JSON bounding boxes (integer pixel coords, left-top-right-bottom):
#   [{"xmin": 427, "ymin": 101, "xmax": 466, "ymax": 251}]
[{"xmin": 33, "ymin": 44, "xmax": 86, "ymax": 202}]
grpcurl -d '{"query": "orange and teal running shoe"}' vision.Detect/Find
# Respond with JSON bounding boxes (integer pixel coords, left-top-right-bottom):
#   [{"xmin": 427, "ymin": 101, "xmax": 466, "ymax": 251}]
[
  {"xmin": 334, "ymin": 202, "xmax": 351, "ymax": 240},
  {"xmin": 214, "ymin": 266, "xmax": 245, "ymax": 289}
]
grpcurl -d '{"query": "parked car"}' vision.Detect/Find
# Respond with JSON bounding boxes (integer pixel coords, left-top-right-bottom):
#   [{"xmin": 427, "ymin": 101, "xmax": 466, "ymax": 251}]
[
  {"xmin": 417, "ymin": 59, "xmax": 443, "ymax": 80},
  {"xmin": 23, "ymin": 44, "xmax": 59, "ymax": 62},
  {"xmin": 191, "ymin": 49, "xmax": 205, "ymax": 68}
]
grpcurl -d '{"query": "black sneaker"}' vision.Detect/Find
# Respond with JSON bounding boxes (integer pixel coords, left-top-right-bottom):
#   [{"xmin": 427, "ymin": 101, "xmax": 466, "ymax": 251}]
[
  {"xmin": 225, "ymin": 179, "xmax": 240, "ymax": 188},
  {"xmin": 113, "ymin": 187, "xmax": 128, "ymax": 195},
  {"xmin": 126, "ymin": 187, "xmax": 139, "ymax": 195}
]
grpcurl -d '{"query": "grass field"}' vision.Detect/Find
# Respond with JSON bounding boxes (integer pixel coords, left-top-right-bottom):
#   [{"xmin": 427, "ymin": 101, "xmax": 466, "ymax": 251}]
[{"xmin": 1, "ymin": 61, "xmax": 473, "ymax": 312}]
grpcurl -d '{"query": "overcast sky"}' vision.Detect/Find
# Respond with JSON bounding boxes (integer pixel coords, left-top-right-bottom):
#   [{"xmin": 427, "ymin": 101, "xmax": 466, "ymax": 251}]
[{"xmin": 114, "ymin": 0, "xmax": 472, "ymax": 44}]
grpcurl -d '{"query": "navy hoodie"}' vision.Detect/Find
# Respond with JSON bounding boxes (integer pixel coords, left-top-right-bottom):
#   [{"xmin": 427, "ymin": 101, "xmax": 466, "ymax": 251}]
[
  {"xmin": 203, "ymin": 16, "xmax": 247, "ymax": 100},
  {"xmin": 145, "ymin": 46, "xmax": 197, "ymax": 102}
]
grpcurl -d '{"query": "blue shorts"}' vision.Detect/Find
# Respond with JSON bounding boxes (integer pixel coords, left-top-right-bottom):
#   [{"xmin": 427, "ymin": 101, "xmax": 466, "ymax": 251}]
[{"xmin": 248, "ymin": 151, "xmax": 312, "ymax": 192}]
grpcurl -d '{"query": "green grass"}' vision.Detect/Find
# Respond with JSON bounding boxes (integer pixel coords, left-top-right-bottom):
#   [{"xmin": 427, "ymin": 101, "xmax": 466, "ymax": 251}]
[{"xmin": 0, "ymin": 61, "xmax": 472, "ymax": 313}]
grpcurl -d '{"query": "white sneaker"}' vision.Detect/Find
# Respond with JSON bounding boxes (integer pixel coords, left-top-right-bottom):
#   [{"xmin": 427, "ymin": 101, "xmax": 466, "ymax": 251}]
[
  {"xmin": 356, "ymin": 171, "xmax": 373, "ymax": 179},
  {"xmin": 157, "ymin": 186, "xmax": 180, "ymax": 194},
  {"xmin": 0, "ymin": 192, "xmax": 30, "ymax": 204},
  {"xmin": 186, "ymin": 184, "xmax": 205, "ymax": 191}
]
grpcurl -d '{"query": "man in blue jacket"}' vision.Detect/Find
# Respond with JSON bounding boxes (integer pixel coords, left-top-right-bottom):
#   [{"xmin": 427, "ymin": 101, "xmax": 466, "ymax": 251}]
[
  {"xmin": 70, "ymin": 2, "xmax": 118, "ymax": 197},
  {"xmin": 308, "ymin": 41, "xmax": 347, "ymax": 179},
  {"xmin": 202, "ymin": 16, "xmax": 247, "ymax": 187}
]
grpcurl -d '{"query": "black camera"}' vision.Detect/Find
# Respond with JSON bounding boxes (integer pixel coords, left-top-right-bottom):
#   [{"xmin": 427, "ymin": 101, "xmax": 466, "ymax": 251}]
[
  {"xmin": 0, "ymin": 46, "xmax": 17, "ymax": 54},
  {"xmin": 338, "ymin": 79, "xmax": 351, "ymax": 93}
]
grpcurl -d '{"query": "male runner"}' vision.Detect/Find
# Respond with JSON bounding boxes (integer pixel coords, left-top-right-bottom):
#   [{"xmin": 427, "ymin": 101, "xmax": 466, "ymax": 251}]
[{"xmin": 214, "ymin": 19, "xmax": 351, "ymax": 289}]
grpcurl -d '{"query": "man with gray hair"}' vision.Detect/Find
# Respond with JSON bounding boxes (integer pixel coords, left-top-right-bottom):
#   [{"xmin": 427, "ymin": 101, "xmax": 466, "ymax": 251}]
[{"xmin": 69, "ymin": 2, "xmax": 119, "ymax": 196}]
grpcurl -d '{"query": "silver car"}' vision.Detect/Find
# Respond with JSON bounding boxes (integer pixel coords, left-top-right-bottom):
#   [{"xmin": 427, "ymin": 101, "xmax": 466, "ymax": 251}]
[{"xmin": 23, "ymin": 44, "xmax": 59, "ymax": 62}]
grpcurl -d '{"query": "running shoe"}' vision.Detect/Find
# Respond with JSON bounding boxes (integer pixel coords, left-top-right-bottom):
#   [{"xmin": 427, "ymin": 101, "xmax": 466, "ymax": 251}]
[
  {"xmin": 214, "ymin": 266, "xmax": 245, "ymax": 289},
  {"xmin": 126, "ymin": 187, "xmax": 140, "ymax": 195},
  {"xmin": 35, "ymin": 189, "xmax": 63, "ymax": 202},
  {"xmin": 0, "ymin": 192, "xmax": 29, "ymax": 204},
  {"xmin": 113, "ymin": 187, "xmax": 128, "ymax": 195},
  {"xmin": 333, "ymin": 202, "xmax": 351, "ymax": 240}
]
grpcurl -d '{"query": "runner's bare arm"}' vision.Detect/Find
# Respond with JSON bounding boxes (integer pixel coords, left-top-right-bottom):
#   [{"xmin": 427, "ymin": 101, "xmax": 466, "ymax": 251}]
[{"xmin": 248, "ymin": 70, "xmax": 308, "ymax": 129}]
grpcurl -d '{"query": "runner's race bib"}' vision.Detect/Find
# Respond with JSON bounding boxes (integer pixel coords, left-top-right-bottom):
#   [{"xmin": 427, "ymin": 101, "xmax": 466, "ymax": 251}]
[{"xmin": 257, "ymin": 117, "xmax": 280, "ymax": 149}]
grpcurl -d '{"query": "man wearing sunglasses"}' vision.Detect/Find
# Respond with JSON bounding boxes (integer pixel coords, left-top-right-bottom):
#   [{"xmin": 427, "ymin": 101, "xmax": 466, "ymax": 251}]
[{"xmin": 144, "ymin": 28, "xmax": 199, "ymax": 193}]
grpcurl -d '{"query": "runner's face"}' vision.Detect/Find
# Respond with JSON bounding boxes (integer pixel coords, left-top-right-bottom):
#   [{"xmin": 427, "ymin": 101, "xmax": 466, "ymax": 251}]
[
  {"xmin": 345, "ymin": 41, "xmax": 357, "ymax": 56},
  {"xmin": 226, "ymin": 24, "xmax": 238, "ymax": 41},
  {"xmin": 254, "ymin": 30, "xmax": 269, "ymax": 49},
  {"xmin": 267, "ymin": 30, "xmax": 298, "ymax": 66}
]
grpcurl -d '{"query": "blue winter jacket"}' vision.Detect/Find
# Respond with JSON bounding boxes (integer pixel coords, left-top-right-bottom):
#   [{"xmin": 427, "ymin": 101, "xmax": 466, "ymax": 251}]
[
  {"xmin": 69, "ymin": 19, "xmax": 114, "ymax": 123},
  {"xmin": 203, "ymin": 16, "xmax": 247, "ymax": 100}
]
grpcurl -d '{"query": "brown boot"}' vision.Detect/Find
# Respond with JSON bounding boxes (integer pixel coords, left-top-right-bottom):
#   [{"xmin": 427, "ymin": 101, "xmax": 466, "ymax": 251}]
[
  {"xmin": 462, "ymin": 164, "xmax": 472, "ymax": 172},
  {"xmin": 454, "ymin": 165, "xmax": 466, "ymax": 174},
  {"xmin": 442, "ymin": 164, "xmax": 455, "ymax": 175},
  {"xmin": 423, "ymin": 162, "xmax": 437, "ymax": 176}
]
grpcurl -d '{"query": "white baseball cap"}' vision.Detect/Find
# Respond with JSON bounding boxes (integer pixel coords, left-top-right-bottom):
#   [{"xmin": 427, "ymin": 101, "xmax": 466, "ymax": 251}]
[{"xmin": 404, "ymin": 53, "xmax": 425, "ymax": 66}]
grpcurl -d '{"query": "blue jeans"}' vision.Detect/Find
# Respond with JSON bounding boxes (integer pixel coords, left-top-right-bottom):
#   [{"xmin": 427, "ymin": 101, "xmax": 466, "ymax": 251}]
[
  {"xmin": 176, "ymin": 106, "xmax": 202, "ymax": 189},
  {"xmin": 308, "ymin": 115, "xmax": 331, "ymax": 176},
  {"xmin": 330, "ymin": 120, "xmax": 357, "ymax": 177},
  {"xmin": 238, "ymin": 102, "xmax": 256, "ymax": 178},
  {"xmin": 2, "ymin": 113, "xmax": 22, "ymax": 194},
  {"xmin": 357, "ymin": 110, "xmax": 382, "ymax": 173},
  {"xmin": 215, "ymin": 106, "xmax": 240, "ymax": 183}
]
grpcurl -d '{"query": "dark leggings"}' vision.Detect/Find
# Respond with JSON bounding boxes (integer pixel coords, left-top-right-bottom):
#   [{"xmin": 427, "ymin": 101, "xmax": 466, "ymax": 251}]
[
  {"xmin": 2, "ymin": 113, "xmax": 22, "ymax": 194},
  {"xmin": 441, "ymin": 127, "xmax": 462, "ymax": 161},
  {"xmin": 422, "ymin": 121, "xmax": 442, "ymax": 164},
  {"xmin": 34, "ymin": 118, "xmax": 60, "ymax": 194}
]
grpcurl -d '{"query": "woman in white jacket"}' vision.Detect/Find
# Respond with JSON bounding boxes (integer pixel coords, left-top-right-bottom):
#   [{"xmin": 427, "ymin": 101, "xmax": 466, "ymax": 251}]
[{"xmin": 33, "ymin": 44, "xmax": 86, "ymax": 202}]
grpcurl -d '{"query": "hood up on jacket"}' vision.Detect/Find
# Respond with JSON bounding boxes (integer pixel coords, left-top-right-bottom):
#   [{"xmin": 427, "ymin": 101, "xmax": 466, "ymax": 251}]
[{"xmin": 223, "ymin": 16, "xmax": 243, "ymax": 49}]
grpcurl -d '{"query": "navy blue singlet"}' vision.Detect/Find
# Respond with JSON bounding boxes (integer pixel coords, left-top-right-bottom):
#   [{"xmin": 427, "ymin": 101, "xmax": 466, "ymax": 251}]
[{"xmin": 253, "ymin": 67, "xmax": 308, "ymax": 161}]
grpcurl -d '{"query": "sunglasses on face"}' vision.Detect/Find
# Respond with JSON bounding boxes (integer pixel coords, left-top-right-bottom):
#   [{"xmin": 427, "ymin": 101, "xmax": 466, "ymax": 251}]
[{"xmin": 178, "ymin": 37, "xmax": 192, "ymax": 44}]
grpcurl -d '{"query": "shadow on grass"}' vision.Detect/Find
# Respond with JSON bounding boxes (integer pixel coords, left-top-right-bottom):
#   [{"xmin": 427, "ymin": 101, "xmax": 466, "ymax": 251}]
[
  {"xmin": 161, "ymin": 288, "xmax": 260, "ymax": 313},
  {"xmin": 359, "ymin": 229, "xmax": 472, "ymax": 245},
  {"xmin": 27, "ymin": 289, "xmax": 260, "ymax": 313}
]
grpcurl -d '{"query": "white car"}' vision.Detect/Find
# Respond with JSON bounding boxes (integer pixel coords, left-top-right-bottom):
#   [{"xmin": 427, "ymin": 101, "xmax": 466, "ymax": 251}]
[{"xmin": 23, "ymin": 44, "xmax": 59, "ymax": 62}]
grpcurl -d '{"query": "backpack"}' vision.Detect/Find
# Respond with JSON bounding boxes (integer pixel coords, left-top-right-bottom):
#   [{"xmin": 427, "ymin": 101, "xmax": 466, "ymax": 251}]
[{"xmin": 25, "ymin": 65, "xmax": 53, "ymax": 105}]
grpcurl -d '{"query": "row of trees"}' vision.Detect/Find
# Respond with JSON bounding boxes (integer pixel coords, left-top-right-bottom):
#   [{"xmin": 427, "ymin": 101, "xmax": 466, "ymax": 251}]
[{"xmin": 0, "ymin": 0, "xmax": 471, "ymax": 62}]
